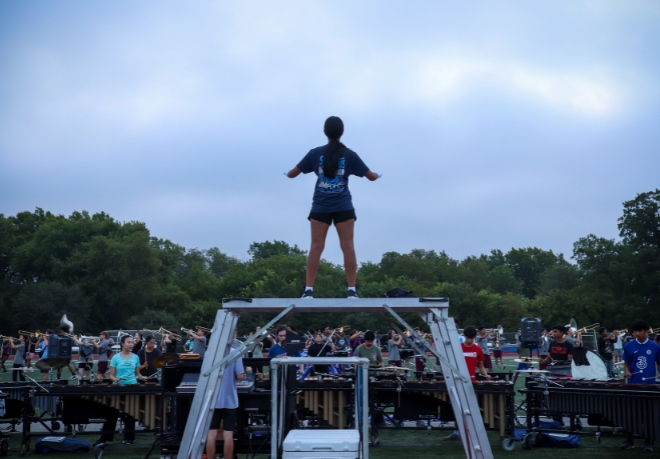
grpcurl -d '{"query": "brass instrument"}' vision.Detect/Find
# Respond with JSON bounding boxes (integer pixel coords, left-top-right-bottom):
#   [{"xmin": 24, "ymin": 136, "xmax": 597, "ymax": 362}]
[
  {"xmin": 60, "ymin": 314, "xmax": 74, "ymax": 335},
  {"xmin": 18, "ymin": 330, "xmax": 40, "ymax": 338},
  {"xmin": 117, "ymin": 331, "xmax": 132, "ymax": 340},
  {"xmin": 80, "ymin": 336, "xmax": 101, "ymax": 345},
  {"xmin": 158, "ymin": 327, "xmax": 181, "ymax": 340},
  {"xmin": 195, "ymin": 325, "xmax": 213, "ymax": 333},
  {"xmin": 0, "ymin": 335, "xmax": 19, "ymax": 343},
  {"xmin": 180, "ymin": 327, "xmax": 194, "ymax": 337},
  {"xmin": 142, "ymin": 329, "xmax": 162, "ymax": 336},
  {"xmin": 576, "ymin": 323, "xmax": 600, "ymax": 333}
]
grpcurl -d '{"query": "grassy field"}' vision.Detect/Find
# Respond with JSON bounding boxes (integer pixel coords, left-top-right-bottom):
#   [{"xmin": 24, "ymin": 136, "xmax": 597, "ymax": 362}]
[{"xmin": 0, "ymin": 356, "xmax": 652, "ymax": 458}]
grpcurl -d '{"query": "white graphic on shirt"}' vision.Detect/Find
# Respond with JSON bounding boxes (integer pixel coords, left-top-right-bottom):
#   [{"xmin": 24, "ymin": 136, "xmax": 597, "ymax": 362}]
[
  {"xmin": 636, "ymin": 356, "xmax": 648, "ymax": 370},
  {"xmin": 647, "ymin": 349, "xmax": 652, "ymax": 355}
]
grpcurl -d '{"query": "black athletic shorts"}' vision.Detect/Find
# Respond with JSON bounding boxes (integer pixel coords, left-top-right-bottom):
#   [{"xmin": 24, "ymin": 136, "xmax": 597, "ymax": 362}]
[
  {"xmin": 308, "ymin": 209, "xmax": 356, "ymax": 225},
  {"xmin": 210, "ymin": 408, "xmax": 237, "ymax": 431}
]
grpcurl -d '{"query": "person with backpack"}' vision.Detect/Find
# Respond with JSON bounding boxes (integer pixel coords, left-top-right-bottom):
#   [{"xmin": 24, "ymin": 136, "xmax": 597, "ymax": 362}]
[
  {"xmin": 76, "ymin": 334, "xmax": 95, "ymax": 381},
  {"xmin": 286, "ymin": 116, "xmax": 380, "ymax": 299}
]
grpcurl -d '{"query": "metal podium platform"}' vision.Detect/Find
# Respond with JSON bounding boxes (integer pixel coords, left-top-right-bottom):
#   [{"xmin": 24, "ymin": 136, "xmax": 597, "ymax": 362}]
[{"xmin": 177, "ymin": 297, "xmax": 493, "ymax": 459}]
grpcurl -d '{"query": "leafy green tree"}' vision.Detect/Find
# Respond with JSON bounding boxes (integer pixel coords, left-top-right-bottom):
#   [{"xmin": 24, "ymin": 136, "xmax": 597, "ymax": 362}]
[
  {"xmin": 11, "ymin": 282, "xmax": 91, "ymax": 333},
  {"xmin": 126, "ymin": 309, "xmax": 179, "ymax": 332},
  {"xmin": 72, "ymin": 230, "xmax": 164, "ymax": 329},
  {"xmin": 504, "ymin": 247, "xmax": 567, "ymax": 298},
  {"xmin": 248, "ymin": 240, "xmax": 306, "ymax": 261}
]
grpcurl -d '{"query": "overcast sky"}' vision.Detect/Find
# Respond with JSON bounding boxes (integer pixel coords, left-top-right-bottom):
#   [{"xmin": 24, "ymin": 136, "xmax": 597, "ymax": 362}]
[{"xmin": 1, "ymin": 1, "xmax": 659, "ymax": 266}]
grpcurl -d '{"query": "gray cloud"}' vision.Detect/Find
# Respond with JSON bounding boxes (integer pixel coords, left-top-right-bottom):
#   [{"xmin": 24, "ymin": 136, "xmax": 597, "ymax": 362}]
[{"xmin": 1, "ymin": 1, "xmax": 659, "ymax": 266}]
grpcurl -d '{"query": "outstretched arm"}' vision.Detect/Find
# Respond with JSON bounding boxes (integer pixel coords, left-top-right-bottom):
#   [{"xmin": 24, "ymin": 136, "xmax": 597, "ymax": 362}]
[
  {"xmin": 365, "ymin": 170, "xmax": 380, "ymax": 181},
  {"xmin": 286, "ymin": 167, "xmax": 302, "ymax": 178}
]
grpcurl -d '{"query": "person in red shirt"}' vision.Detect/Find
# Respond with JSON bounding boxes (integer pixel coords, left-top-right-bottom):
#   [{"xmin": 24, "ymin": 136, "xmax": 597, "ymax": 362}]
[
  {"xmin": 444, "ymin": 325, "xmax": 491, "ymax": 441},
  {"xmin": 462, "ymin": 326, "xmax": 491, "ymax": 382}
]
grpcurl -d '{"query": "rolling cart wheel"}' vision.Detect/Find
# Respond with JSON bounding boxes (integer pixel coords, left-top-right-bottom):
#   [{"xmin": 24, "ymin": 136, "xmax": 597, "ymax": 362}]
[
  {"xmin": 94, "ymin": 444, "xmax": 105, "ymax": 459},
  {"xmin": 19, "ymin": 443, "xmax": 27, "ymax": 457},
  {"xmin": 521, "ymin": 434, "xmax": 533, "ymax": 450},
  {"xmin": 51, "ymin": 421, "xmax": 61, "ymax": 430},
  {"xmin": 1, "ymin": 439, "xmax": 9, "ymax": 457},
  {"xmin": 501, "ymin": 438, "xmax": 516, "ymax": 451}
]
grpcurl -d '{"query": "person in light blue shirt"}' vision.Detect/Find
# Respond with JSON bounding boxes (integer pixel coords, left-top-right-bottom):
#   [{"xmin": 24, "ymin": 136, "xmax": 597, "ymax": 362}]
[
  {"xmin": 38, "ymin": 329, "xmax": 54, "ymax": 381},
  {"xmin": 109, "ymin": 335, "xmax": 141, "ymax": 386},
  {"xmin": 100, "ymin": 334, "xmax": 140, "ymax": 445},
  {"xmin": 206, "ymin": 349, "xmax": 245, "ymax": 459}
]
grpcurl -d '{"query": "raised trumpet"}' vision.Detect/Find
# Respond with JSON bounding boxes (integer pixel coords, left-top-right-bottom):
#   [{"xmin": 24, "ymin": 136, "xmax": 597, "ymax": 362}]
[
  {"xmin": 576, "ymin": 323, "xmax": 600, "ymax": 333},
  {"xmin": 18, "ymin": 330, "xmax": 40, "ymax": 338},
  {"xmin": 79, "ymin": 336, "xmax": 101, "ymax": 345},
  {"xmin": 143, "ymin": 329, "xmax": 161, "ymax": 336},
  {"xmin": 180, "ymin": 327, "xmax": 195, "ymax": 336},
  {"xmin": 158, "ymin": 327, "xmax": 181, "ymax": 340},
  {"xmin": 0, "ymin": 335, "xmax": 19, "ymax": 343},
  {"xmin": 117, "ymin": 331, "xmax": 132, "ymax": 340},
  {"xmin": 196, "ymin": 325, "xmax": 212, "ymax": 333}
]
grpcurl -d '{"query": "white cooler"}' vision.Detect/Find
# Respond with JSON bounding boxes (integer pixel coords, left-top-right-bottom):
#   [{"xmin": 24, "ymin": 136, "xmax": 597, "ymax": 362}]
[{"xmin": 282, "ymin": 429, "xmax": 360, "ymax": 459}]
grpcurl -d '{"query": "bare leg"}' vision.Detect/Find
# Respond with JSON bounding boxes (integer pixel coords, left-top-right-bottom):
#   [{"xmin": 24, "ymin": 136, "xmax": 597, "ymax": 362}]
[
  {"xmin": 222, "ymin": 429, "xmax": 234, "ymax": 459},
  {"xmin": 206, "ymin": 428, "xmax": 217, "ymax": 458},
  {"xmin": 306, "ymin": 220, "xmax": 331, "ymax": 287},
  {"xmin": 335, "ymin": 219, "xmax": 357, "ymax": 287}
]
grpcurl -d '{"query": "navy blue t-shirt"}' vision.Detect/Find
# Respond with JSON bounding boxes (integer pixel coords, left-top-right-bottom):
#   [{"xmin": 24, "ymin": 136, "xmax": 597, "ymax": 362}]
[
  {"xmin": 297, "ymin": 145, "xmax": 369, "ymax": 213},
  {"xmin": 623, "ymin": 338, "xmax": 660, "ymax": 384}
]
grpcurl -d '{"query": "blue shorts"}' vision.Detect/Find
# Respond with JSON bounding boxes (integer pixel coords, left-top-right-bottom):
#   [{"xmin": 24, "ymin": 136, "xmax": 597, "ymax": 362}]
[{"xmin": 516, "ymin": 363, "xmax": 530, "ymax": 371}]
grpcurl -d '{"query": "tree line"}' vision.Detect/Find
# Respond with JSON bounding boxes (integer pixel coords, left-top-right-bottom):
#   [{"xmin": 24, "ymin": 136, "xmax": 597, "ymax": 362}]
[{"xmin": 1, "ymin": 189, "xmax": 658, "ymax": 336}]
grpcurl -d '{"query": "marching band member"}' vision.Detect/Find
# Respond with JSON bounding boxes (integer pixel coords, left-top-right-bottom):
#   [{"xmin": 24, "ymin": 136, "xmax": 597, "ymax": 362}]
[
  {"xmin": 538, "ymin": 328, "xmax": 550, "ymax": 371},
  {"xmin": 26, "ymin": 331, "xmax": 39, "ymax": 371},
  {"xmin": 597, "ymin": 327, "xmax": 618, "ymax": 378},
  {"xmin": 444, "ymin": 325, "xmax": 490, "ymax": 441},
  {"xmin": 138, "ymin": 336, "xmax": 161, "ymax": 378},
  {"xmin": 132, "ymin": 331, "xmax": 144, "ymax": 355},
  {"xmin": 161, "ymin": 332, "xmax": 177, "ymax": 353},
  {"xmin": 476, "ymin": 327, "xmax": 493, "ymax": 373},
  {"xmin": 38, "ymin": 330, "xmax": 53, "ymax": 381},
  {"xmin": 8, "ymin": 334, "xmax": 28, "ymax": 382},
  {"xmin": 492, "ymin": 329, "xmax": 504, "ymax": 369},
  {"xmin": 56, "ymin": 325, "xmax": 77, "ymax": 380},
  {"xmin": 307, "ymin": 333, "xmax": 334, "ymax": 374},
  {"xmin": 621, "ymin": 320, "xmax": 660, "ymax": 451},
  {"xmin": 353, "ymin": 331, "xmax": 383, "ymax": 367},
  {"xmin": 93, "ymin": 331, "xmax": 114, "ymax": 380},
  {"xmin": 540, "ymin": 325, "xmax": 574, "ymax": 376},
  {"xmin": 104, "ymin": 334, "xmax": 140, "ymax": 445},
  {"xmin": 612, "ymin": 329, "xmax": 623, "ymax": 363},
  {"xmin": 75, "ymin": 333, "xmax": 95, "ymax": 381},
  {"xmin": 386, "ymin": 330, "xmax": 403, "ymax": 368},
  {"xmin": 1, "ymin": 338, "xmax": 9, "ymax": 373},
  {"xmin": 189, "ymin": 329, "xmax": 207, "ymax": 358},
  {"xmin": 268, "ymin": 326, "xmax": 290, "ymax": 359}
]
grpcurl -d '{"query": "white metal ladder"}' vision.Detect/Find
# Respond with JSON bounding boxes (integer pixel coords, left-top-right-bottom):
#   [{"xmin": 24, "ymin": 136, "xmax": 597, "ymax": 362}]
[{"xmin": 176, "ymin": 297, "xmax": 493, "ymax": 459}]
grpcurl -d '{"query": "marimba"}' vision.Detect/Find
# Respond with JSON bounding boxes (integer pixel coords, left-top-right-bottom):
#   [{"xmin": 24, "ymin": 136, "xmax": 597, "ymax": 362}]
[{"xmin": 524, "ymin": 378, "xmax": 660, "ymax": 441}]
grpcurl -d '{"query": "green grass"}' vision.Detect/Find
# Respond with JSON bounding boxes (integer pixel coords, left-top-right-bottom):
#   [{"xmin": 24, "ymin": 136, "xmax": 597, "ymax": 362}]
[{"xmin": 0, "ymin": 357, "xmax": 650, "ymax": 458}]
